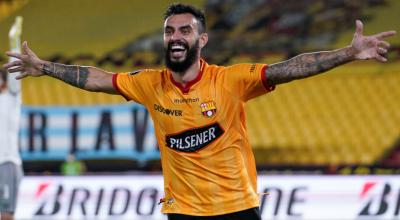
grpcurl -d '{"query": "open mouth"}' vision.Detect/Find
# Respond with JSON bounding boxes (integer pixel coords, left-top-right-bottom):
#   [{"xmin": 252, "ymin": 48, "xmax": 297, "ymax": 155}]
[{"xmin": 169, "ymin": 44, "xmax": 188, "ymax": 59}]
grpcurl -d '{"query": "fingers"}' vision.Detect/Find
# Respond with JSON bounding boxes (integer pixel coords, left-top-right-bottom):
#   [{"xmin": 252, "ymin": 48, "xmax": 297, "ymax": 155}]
[
  {"xmin": 4, "ymin": 63, "xmax": 32, "ymax": 79},
  {"xmin": 4, "ymin": 63, "xmax": 28, "ymax": 80},
  {"xmin": 375, "ymin": 54, "xmax": 387, "ymax": 62},
  {"xmin": 355, "ymin": 20, "xmax": 363, "ymax": 36},
  {"xmin": 376, "ymin": 43, "xmax": 389, "ymax": 62},
  {"xmin": 23, "ymin": 41, "xmax": 28, "ymax": 49},
  {"xmin": 373, "ymin": 30, "xmax": 397, "ymax": 40},
  {"xmin": 15, "ymin": 72, "xmax": 29, "ymax": 80},
  {"xmin": 376, "ymin": 45, "xmax": 388, "ymax": 62},
  {"xmin": 5, "ymin": 41, "xmax": 36, "ymax": 61},
  {"xmin": 378, "ymin": 40, "xmax": 390, "ymax": 49},
  {"xmin": 7, "ymin": 66, "xmax": 24, "ymax": 73},
  {"xmin": 5, "ymin": 51, "xmax": 25, "ymax": 60},
  {"xmin": 2, "ymin": 60, "xmax": 23, "ymax": 69},
  {"xmin": 377, "ymin": 47, "xmax": 387, "ymax": 54},
  {"xmin": 23, "ymin": 41, "xmax": 35, "ymax": 57}
]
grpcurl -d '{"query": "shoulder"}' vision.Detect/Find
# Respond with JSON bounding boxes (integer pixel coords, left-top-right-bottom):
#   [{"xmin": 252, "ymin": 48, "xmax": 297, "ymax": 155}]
[
  {"xmin": 119, "ymin": 68, "xmax": 165, "ymax": 81},
  {"xmin": 127, "ymin": 68, "xmax": 164, "ymax": 76},
  {"xmin": 202, "ymin": 63, "xmax": 255, "ymax": 78},
  {"xmin": 225, "ymin": 63, "xmax": 260, "ymax": 72},
  {"xmin": 204, "ymin": 63, "xmax": 259, "ymax": 74},
  {"xmin": 203, "ymin": 63, "xmax": 226, "ymax": 76},
  {"xmin": 115, "ymin": 68, "xmax": 166, "ymax": 91}
]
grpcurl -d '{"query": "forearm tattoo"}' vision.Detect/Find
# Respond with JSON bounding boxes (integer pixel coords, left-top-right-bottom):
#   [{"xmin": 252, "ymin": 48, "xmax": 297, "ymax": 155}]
[
  {"xmin": 42, "ymin": 62, "xmax": 89, "ymax": 88},
  {"xmin": 266, "ymin": 47, "xmax": 355, "ymax": 86}
]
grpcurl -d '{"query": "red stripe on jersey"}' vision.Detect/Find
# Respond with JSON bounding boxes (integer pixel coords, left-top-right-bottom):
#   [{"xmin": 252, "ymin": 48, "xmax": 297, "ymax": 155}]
[
  {"xmin": 112, "ymin": 73, "xmax": 130, "ymax": 101},
  {"xmin": 261, "ymin": 65, "xmax": 275, "ymax": 92},
  {"xmin": 170, "ymin": 60, "xmax": 205, "ymax": 94}
]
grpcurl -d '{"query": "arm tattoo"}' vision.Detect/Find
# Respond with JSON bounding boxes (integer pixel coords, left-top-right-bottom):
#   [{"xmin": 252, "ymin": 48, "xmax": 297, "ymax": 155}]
[
  {"xmin": 266, "ymin": 47, "xmax": 356, "ymax": 86},
  {"xmin": 42, "ymin": 62, "xmax": 89, "ymax": 89}
]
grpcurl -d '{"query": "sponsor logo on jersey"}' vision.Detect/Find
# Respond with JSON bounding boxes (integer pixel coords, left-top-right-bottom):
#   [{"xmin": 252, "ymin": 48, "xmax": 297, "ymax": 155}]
[
  {"xmin": 154, "ymin": 104, "xmax": 182, "ymax": 116},
  {"xmin": 166, "ymin": 123, "xmax": 224, "ymax": 152},
  {"xmin": 200, "ymin": 101, "xmax": 217, "ymax": 117},
  {"xmin": 173, "ymin": 97, "xmax": 200, "ymax": 104}
]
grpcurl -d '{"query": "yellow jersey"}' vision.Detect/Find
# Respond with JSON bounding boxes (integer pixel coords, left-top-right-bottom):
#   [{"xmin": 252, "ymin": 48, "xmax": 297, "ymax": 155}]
[{"xmin": 113, "ymin": 59, "xmax": 274, "ymax": 216}]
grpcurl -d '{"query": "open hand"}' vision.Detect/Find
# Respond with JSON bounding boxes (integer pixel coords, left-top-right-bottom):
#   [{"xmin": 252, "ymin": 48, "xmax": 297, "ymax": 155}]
[
  {"xmin": 3, "ymin": 41, "xmax": 44, "ymax": 79},
  {"xmin": 351, "ymin": 20, "xmax": 396, "ymax": 62}
]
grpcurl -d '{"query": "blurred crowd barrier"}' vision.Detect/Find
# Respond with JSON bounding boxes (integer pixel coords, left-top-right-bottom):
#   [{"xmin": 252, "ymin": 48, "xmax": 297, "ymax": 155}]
[{"xmin": 15, "ymin": 175, "xmax": 400, "ymax": 220}]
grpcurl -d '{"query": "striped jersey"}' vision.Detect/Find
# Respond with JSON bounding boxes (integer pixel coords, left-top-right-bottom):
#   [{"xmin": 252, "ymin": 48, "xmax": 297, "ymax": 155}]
[{"xmin": 113, "ymin": 59, "xmax": 274, "ymax": 216}]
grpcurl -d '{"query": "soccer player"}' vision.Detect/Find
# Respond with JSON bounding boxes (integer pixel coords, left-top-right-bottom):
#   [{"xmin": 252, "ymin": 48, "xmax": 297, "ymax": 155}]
[
  {"xmin": 0, "ymin": 17, "xmax": 23, "ymax": 220},
  {"xmin": 0, "ymin": 68, "xmax": 23, "ymax": 220},
  {"xmin": 3, "ymin": 4, "xmax": 396, "ymax": 220}
]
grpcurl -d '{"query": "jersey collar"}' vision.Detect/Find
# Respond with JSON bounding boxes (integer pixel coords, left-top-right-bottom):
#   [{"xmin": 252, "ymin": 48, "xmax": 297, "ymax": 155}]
[{"xmin": 169, "ymin": 59, "xmax": 206, "ymax": 94}]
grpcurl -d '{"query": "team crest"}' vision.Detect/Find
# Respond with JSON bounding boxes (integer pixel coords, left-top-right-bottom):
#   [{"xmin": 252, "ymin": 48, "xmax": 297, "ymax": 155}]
[{"xmin": 200, "ymin": 101, "xmax": 217, "ymax": 117}]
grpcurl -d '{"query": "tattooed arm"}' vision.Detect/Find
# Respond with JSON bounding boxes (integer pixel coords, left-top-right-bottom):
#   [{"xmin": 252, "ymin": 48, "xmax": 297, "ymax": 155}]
[
  {"xmin": 3, "ymin": 41, "xmax": 117, "ymax": 94},
  {"xmin": 40, "ymin": 62, "xmax": 115, "ymax": 93},
  {"xmin": 266, "ymin": 20, "xmax": 396, "ymax": 86},
  {"xmin": 266, "ymin": 47, "xmax": 356, "ymax": 85}
]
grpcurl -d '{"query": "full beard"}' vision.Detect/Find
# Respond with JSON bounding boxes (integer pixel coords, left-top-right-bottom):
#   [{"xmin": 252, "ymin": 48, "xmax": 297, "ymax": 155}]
[{"xmin": 164, "ymin": 39, "xmax": 199, "ymax": 73}]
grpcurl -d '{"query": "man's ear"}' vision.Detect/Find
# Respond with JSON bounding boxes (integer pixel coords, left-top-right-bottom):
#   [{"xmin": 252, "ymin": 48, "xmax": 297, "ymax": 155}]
[{"xmin": 199, "ymin": 33, "xmax": 208, "ymax": 49}]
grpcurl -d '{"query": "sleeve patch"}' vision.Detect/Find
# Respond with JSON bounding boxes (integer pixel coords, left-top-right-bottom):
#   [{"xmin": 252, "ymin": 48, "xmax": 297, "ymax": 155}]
[
  {"xmin": 129, "ymin": 70, "xmax": 142, "ymax": 75},
  {"xmin": 250, "ymin": 64, "xmax": 256, "ymax": 73}
]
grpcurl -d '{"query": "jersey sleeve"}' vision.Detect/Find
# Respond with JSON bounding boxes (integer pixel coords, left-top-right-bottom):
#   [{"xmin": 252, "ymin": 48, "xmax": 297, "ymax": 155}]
[
  {"xmin": 112, "ymin": 70, "xmax": 149, "ymax": 104},
  {"xmin": 224, "ymin": 63, "xmax": 275, "ymax": 101}
]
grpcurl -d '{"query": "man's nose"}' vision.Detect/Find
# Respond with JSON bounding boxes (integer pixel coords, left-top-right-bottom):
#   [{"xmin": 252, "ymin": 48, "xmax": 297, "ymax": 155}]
[{"xmin": 171, "ymin": 31, "xmax": 183, "ymax": 41}]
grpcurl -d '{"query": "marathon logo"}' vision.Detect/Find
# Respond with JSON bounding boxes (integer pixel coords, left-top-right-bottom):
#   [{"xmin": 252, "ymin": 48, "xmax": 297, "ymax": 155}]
[
  {"xmin": 166, "ymin": 123, "xmax": 224, "ymax": 152},
  {"xmin": 154, "ymin": 104, "xmax": 182, "ymax": 116},
  {"xmin": 173, "ymin": 97, "xmax": 199, "ymax": 104}
]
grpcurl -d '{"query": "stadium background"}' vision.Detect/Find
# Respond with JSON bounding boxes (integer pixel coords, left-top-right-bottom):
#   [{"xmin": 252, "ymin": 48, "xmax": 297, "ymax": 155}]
[{"xmin": 0, "ymin": 0, "xmax": 399, "ymax": 219}]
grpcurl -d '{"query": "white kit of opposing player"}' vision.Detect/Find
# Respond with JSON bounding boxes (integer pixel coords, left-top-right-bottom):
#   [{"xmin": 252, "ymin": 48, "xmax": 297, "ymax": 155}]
[
  {"xmin": 0, "ymin": 28, "xmax": 22, "ymax": 166},
  {"xmin": 0, "ymin": 16, "xmax": 24, "ymax": 219}
]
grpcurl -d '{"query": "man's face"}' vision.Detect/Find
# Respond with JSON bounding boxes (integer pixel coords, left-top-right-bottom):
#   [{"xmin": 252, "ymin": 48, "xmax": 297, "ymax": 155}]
[{"xmin": 163, "ymin": 13, "xmax": 203, "ymax": 72}]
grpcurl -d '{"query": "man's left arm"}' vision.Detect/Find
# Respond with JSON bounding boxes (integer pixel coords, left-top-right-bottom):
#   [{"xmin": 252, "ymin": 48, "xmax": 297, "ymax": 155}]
[{"xmin": 266, "ymin": 20, "xmax": 396, "ymax": 86}]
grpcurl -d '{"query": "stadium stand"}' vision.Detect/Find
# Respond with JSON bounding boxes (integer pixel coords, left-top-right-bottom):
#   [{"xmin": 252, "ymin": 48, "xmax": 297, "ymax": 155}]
[
  {"xmin": 379, "ymin": 137, "xmax": 400, "ymax": 167},
  {"xmin": 249, "ymin": 62, "xmax": 400, "ymax": 165},
  {"xmin": 0, "ymin": 0, "xmax": 27, "ymax": 23}
]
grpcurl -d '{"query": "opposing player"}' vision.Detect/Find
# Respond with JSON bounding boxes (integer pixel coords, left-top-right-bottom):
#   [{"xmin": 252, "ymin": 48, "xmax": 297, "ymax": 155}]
[
  {"xmin": 3, "ymin": 4, "xmax": 396, "ymax": 220},
  {"xmin": 0, "ymin": 17, "xmax": 23, "ymax": 220}
]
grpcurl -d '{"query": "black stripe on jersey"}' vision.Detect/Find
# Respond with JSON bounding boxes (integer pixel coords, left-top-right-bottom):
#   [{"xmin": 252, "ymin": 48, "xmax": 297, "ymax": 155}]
[{"xmin": 166, "ymin": 123, "xmax": 224, "ymax": 153}]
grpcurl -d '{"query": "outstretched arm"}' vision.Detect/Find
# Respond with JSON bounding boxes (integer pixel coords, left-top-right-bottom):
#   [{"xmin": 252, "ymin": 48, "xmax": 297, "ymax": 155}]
[
  {"xmin": 266, "ymin": 20, "xmax": 396, "ymax": 86},
  {"xmin": 3, "ymin": 41, "xmax": 117, "ymax": 94}
]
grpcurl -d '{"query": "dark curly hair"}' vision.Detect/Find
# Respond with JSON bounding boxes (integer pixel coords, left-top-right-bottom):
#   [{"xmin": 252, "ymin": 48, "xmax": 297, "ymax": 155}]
[{"xmin": 164, "ymin": 3, "xmax": 206, "ymax": 33}]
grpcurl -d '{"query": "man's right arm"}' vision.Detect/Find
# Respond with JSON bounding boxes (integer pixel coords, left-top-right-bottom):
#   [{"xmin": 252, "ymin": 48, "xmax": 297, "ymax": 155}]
[
  {"xmin": 40, "ymin": 62, "xmax": 116, "ymax": 94},
  {"xmin": 3, "ymin": 41, "xmax": 118, "ymax": 94}
]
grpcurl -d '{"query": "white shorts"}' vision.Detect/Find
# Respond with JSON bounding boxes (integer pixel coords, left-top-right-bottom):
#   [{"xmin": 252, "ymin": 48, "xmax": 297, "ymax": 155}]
[{"xmin": 0, "ymin": 162, "xmax": 23, "ymax": 214}]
